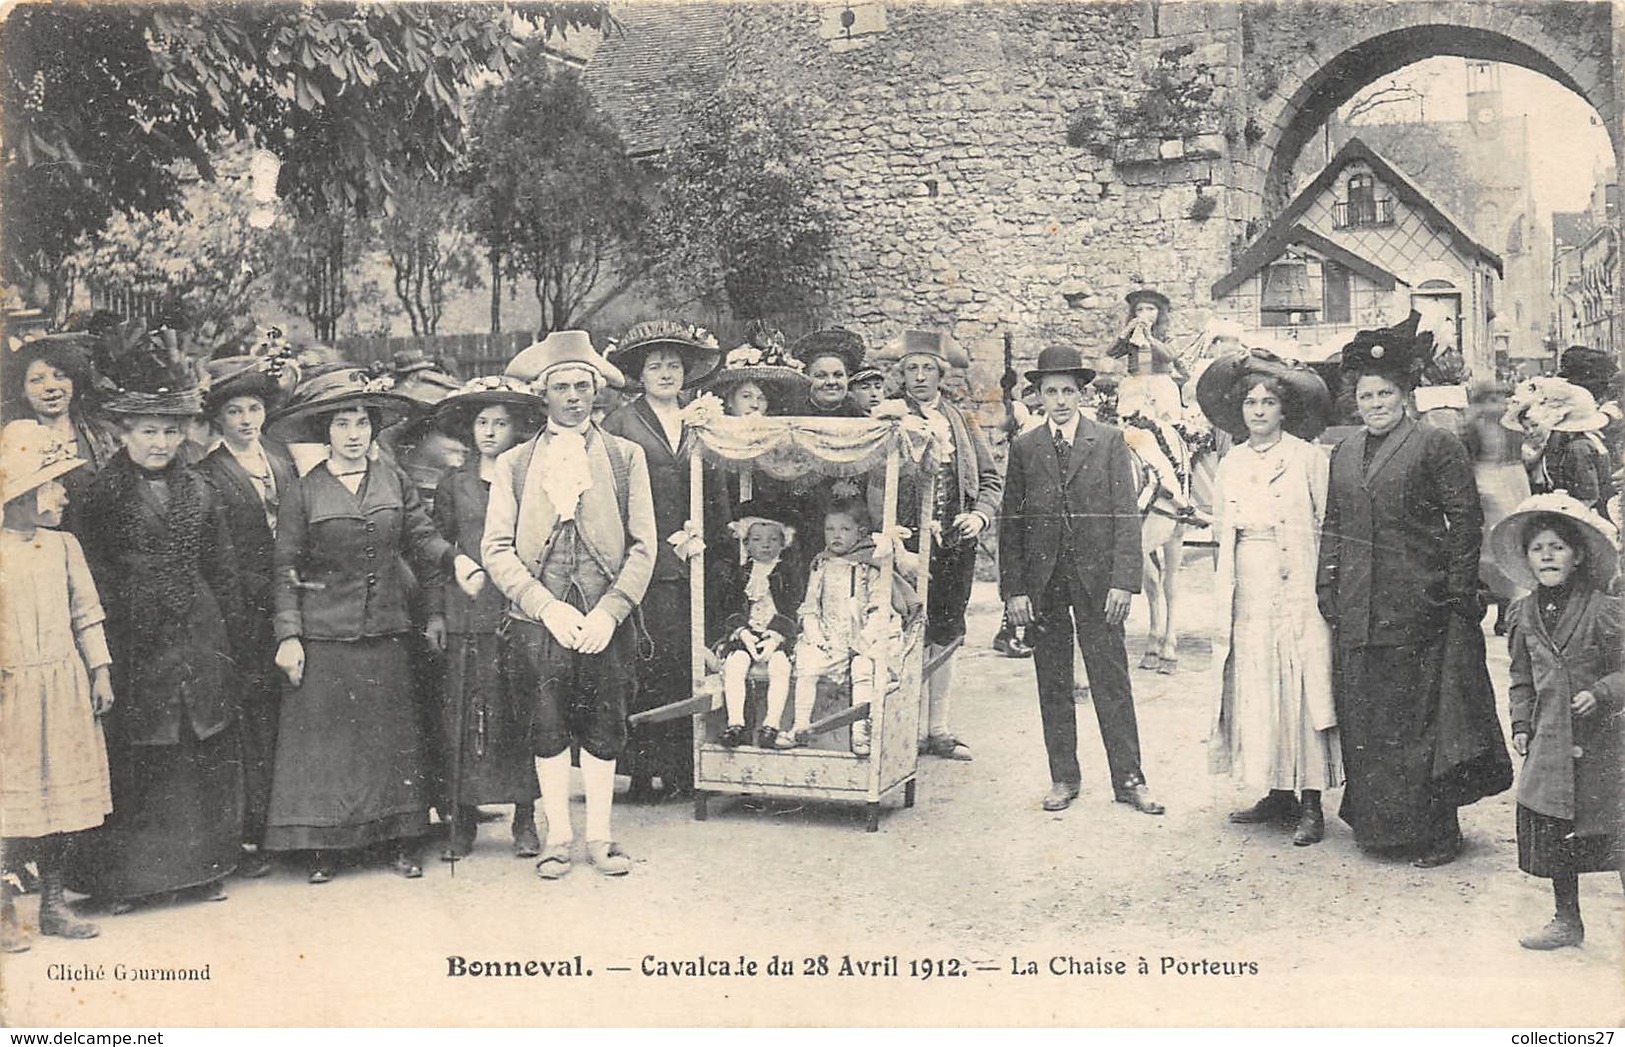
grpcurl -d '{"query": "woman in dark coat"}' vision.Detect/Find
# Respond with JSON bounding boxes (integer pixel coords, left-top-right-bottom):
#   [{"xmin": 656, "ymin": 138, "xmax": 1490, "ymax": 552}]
[
  {"xmin": 1316, "ymin": 313, "xmax": 1511, "ymax": 868},
  {"xmin": 789, "ymin": 328, "xmax": 870, "ymax": 419},
  {"xmin": 428, "ymin": 376, "xmax": 544, "ymax": 860},
  {"xmin": 263, "ymin": 368, "xmax": 476, "ymax": 883},
  {"xmin": 603, "ymin": 320, "xmax": 722, "ymax": 799},
  {"xmin": 70, "ymin": 365, "xmax": 245, "ymax": 912},
  {"xmin": 194, "ymin": 353, "xmax": 298, "ymax": 879}
]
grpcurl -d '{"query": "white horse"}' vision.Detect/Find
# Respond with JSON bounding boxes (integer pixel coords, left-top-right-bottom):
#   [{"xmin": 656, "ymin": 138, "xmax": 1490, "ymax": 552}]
[{"xmin": 1116, "ymin": 376, "xmax": 1202, "ymax": 674}]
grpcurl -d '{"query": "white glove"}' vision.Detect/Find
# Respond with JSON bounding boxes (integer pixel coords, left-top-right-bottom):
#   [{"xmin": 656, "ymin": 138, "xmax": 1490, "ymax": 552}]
[
  {"xmin": 453, "ymin": 554, "xmax": 486, "ymax": 599},
  {"xmin": 540, "ymin": 601, "xmax": 586, "ymax": 650},
  {"xmin": 275, "ymin": 638, "xmax": 306, "ymax": 687},
  {"xmin": 575, "ymin": 607, "xmax": 618, "ymax": 655}
]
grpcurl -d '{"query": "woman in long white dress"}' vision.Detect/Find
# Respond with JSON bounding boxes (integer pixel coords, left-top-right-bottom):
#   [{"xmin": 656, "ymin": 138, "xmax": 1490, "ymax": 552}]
[{"xmin": 1197, "ymin": 350, "xmax": 1340, "ymax": 846}]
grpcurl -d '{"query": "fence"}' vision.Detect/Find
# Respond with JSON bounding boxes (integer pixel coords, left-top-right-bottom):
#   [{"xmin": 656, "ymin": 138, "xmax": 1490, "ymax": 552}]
[{"xmin": 332, "ymin": 331, "xmax": 534, "ymax": 377}]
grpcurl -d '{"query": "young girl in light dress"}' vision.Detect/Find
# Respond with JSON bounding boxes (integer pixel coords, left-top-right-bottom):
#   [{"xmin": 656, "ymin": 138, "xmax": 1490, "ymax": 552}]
[{"xmin": 1, "ymin": 420, "xmax": 113, "ymax": 951}]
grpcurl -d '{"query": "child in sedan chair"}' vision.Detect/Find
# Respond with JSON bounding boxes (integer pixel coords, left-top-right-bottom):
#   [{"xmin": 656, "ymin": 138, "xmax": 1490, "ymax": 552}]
[
  {"xmin": 712, "ymin": 500, "xmax": 806, "ymax": 749},
  {"xmin": 784, "ymin": 499, "xmax": 918, "ymax": 756}
]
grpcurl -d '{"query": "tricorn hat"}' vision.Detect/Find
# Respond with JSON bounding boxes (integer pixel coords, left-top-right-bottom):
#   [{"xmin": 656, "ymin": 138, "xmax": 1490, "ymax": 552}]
[
  {"xmin": 1024, "ymin": 344, "xmax": 1097, "ymax": 387},
  {"xmin": 1489, "ymin": 491, "xmax": 1619, "ymax": 591},
  {"xmin": 891, "ymin": 329, "xmax": 970, "ymax": 370},
  {"xmin": 264, "ymin": 366, "xmax": 421, "ymax": 443},
  {"xmin": 1195, "ymin": 347, "xmax": 1333, "ymax": 441},
  {"xmin": 608, "ymin": 320, "xmax": 721, "ymax": 389},
  {"xmin": 0, "ymin": 420, "xmax": 87, "ymax": 505},
  {"xmin": 725, "ymin": 496, "xmax": 800, "ymax": 561},
  {"xmin": 509, "ymin": 329, "xmax": 625, "ymax": 391}
]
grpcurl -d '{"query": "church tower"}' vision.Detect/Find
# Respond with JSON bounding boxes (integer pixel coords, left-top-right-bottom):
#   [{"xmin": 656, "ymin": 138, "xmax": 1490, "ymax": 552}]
[{"xmin": 1466, "ymin": 61, "xmax": 1503, "ymax": 138}]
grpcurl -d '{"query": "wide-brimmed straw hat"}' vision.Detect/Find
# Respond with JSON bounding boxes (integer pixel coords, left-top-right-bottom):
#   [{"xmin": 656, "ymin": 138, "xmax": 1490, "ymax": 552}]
[
  {"xmin": 1488, "ymin": 491, "xmax": 1619, "ymax": 591},
  {"xmin": 432, "ymin": 375, "xmax": 545, "ymax": 437},
  {"xmin": 705, "ymin": 338, "xmax": 813, "ymax": 413},
  {"xmin": 264, "ymin": 366, "xmax": 421, "ymax": 443},
  {"xmin": 508, "ymin": 329, "xmax": 625, "ymax": 391},
  {"xmin": 607, "ymin": 320, "xmax": 720, "ymax": 389},
  {"xmin": 1195, "ymin": 347, "xmax": 1332, "ymax": 440},
  {"xmin": 201, "ymin": 351, "xmax": 301, "ymax": 417},
  {"xmin": 1499, "ymin": 376, "xmax": 1610, "ymax": 433},
  {"xmin": 0, "ymin": 420, "xmax": 86, "ymax": 505},
  {"xmin": 1024, "ymin": 344, "xmax": 1097, "ymax": 387}
]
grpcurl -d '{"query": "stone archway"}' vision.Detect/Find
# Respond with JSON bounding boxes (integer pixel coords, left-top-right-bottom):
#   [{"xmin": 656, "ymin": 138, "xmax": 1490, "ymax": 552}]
[{"xmin": 1237, "ymin": 3, "xmax": 1620, "ymax": 219}]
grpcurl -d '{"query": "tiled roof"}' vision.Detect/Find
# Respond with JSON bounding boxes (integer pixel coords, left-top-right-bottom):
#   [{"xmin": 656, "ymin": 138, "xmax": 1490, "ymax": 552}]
[{"xmin": 580, "ymin": 3, "xmax": 732, "ymax": 156}]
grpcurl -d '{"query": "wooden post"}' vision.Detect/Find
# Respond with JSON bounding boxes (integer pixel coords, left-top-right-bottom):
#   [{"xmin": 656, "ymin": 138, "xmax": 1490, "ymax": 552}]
[
  {"xmin": 689, "ymin": 451, "xmax": 707, "ymax": 769},
  {"xmin": 869, "ymin": 440, "xmax": 903, "ymax": 808},
  {"xmin": 914, "ymin": 455, "xmax": 937, "ymax": 746}
]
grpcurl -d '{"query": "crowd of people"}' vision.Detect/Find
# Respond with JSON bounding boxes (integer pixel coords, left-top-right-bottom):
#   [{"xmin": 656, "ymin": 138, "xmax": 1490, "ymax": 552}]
[{"xmin": 0, "ymin": 299, "xmax": 1620, "ymax": 958}]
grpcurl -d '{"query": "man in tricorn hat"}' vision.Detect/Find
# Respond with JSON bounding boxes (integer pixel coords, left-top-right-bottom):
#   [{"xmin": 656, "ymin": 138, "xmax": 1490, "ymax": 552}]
[
  {"xmin": 482, "ymin": 331, "xmax": 654, "ymax": 879},
  {"xmin": 998, "ymin": 344, "xmax": 1164, "ymax": 815}
]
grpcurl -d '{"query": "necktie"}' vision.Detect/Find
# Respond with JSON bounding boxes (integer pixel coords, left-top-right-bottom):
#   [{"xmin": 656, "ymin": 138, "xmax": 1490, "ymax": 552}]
[{"xmin": 1053, "ymin": 428, "xmax": 1071, "ymax": 474}]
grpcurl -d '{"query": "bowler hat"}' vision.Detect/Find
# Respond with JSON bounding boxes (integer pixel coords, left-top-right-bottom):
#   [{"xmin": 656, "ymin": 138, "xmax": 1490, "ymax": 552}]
[{"xmin": 1023, "ymin": 345, "xmax": 1097, "ymax": 387}]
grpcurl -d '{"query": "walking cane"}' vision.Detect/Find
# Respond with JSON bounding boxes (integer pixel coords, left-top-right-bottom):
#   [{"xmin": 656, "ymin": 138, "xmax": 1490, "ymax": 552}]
[{"xmin": 444, "ymin": 631, "xmax": 479, "ymax": 877}]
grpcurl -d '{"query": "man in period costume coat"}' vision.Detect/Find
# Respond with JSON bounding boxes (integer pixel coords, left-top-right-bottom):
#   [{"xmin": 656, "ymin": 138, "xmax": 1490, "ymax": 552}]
[
  {"xmin": 882, "ymin": 329, "xmax": 1002, "ymax": 761},
  {"xmin": 998, "ymin": 345, "xmax": 1164, "ymax": 814},
  {"xmin": 482, "ymin": 331, "xmax": 656, "ymax": 878}
]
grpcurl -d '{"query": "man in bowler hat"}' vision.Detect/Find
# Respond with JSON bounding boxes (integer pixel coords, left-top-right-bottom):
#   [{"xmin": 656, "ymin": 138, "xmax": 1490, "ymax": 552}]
[{"xmin": 998, "ymin": 345, "xmax": 1164, "ymax": 814}]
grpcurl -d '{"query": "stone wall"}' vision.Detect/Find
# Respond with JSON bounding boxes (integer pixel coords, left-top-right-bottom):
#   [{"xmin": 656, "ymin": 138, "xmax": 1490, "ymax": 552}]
[{"xmin": 721, "ymin": 1, "xmax": 1238, "ymax": 398}]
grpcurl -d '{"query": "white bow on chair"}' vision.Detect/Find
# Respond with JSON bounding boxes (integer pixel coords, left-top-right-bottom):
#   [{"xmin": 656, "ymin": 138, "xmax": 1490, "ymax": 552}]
[
  {"xmin": 667, "ymin": 519, "xmax": 707, "ymax": 562},
  {"xmin": 869, "ymin": 525, "xmax": 913, "ymax": 559}
]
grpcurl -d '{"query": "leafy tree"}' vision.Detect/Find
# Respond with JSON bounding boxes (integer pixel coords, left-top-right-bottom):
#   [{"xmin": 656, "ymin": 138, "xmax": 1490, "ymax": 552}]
[
  {"xmin": 374, "ymin": 176, "xmax": 482, "ymax": 335},
  {"xmin": 2, "ymin": 2, "xmax": 607, "ymax": 317},
  {"xmin": 464, "ymin": 57, "xmax": 644, "ymax": 333},
  {"xmin": 261, "ymin": 205, "xmax": 369, "ymax": 343},
  {"xmin": 643, "ymin": 87, "xmax": 833, "ymax": 323}
]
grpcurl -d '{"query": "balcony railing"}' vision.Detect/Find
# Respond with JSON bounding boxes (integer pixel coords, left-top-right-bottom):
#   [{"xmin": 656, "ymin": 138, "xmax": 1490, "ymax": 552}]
[{"xmin": 1333, "ymin": 198, "xmax": 1394, "ymax": 229}]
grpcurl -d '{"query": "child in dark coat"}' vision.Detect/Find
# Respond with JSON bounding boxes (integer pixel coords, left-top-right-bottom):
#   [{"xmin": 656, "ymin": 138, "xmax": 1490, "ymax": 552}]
[
  {"xmin": 710, "ymin": 500, "xmax": 806, "ymax": 749},
  {"xmin": 1489, "ymin": 492, "xmax": 1623, "ymax": 950}
]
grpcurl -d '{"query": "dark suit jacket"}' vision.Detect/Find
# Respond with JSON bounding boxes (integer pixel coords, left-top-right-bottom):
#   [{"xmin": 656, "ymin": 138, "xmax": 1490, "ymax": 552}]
[
  {"xmin": 602, "ymin": 396, "xmax": 727, "ymax": 584},
  {"xmin": 196, "ymin": 440, "xmax": 296, "ymax": 636},
  {"xmin": 998, "ymin": 415, "xmax": 1143, "ymax": 603},
  {"xmin": 1316, "ymin": 415, "xmax": 1482, "ymax": 648}
]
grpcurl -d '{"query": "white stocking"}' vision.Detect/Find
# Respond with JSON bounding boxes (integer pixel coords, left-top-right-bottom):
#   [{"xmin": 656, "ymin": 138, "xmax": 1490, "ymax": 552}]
[
  {"xmin": 581, "ymin": 750, "xmax": 617, "ymax": 844},
  {"xmin": 763, "ymin": 652, "xmax": 792, "ymax": 729},
  {"xmin": 790, "ymin": 674, "xmax": 819, "ymax": 733},
  {"xmin": 927, "ymin": 647, "xmax": 954, "ymax": 738},
  {"xmin": 537, "ymin": 753, "xmax": 573, "ymax": 847},
  {"xmin": 723, "ymin": 650, "xmax": 751, "ymax": 725}
]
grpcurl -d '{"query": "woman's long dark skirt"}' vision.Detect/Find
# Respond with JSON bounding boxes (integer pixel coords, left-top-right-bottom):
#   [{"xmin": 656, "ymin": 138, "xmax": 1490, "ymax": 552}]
[
  {"xmin": 262, "ymin": 636, "xmax": 429, "ymax": 851},
  {"xmin": 67, "ymin": 723, "xmax": 242, "ymax": 900},
  {"xmin": 1335, "ymin": 638, "xmax": 1461, "ymax": 852},
  {"xmin": 621, "ymin": 580, "xmax": 692, "ymax": 792},
  {"xmin": 443, "ymin": 631, "xmax": 539, "ymax": 805},
  {"xmin": 1517, "ymin": 804, "xmax": 1620, "ymax": 878}
]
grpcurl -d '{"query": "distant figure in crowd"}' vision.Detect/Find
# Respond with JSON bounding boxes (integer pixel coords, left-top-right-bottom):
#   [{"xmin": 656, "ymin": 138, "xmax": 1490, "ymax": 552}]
[
  {"xmin": 1490, "ymin": 493, "xmax": 1621, "ymax": 950},
  {"xmin": 998, "ymin": 345, "xmax": 1163, "ymax": 815},
  {"xmin": 1195, "ymin": 349, "xmax": 1339, "ymax": 846},
  {"xmin": 1502, "ymin": 376, "xmax": 1614, "ymax": 518}
]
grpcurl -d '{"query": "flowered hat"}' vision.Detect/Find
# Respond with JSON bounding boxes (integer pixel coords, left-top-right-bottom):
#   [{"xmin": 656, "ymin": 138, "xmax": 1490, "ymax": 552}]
[
  {"xmin": 508, "ymin": 330, "xmax": 625, "ymax": 391},
  {"xmin": 201, "ymin": 340, "xmax": 301, "ymax": 418},
  {"xmin": 1499, "ymin": 376, "xmax": 1610, "ymax": 433},
  {"xmin": 432, "ymin": 374, "xmax": 545, "ymax": 438},
  {"xmin": 1488, "ymin": 491, "xmax": 1619, "ymax": 591},
  {"xmin": 607, "ymin": 320, "xmax": 721, "ymax": 389},
  {"xmin": 1194, "ymin": 347, "xmax": 1332, "ymax": 440},
  {"xmin": 706, "ymin": 327, "xmax": 812, "ymax": 414},
  {"xmin": 264, "ymin": 364, "xmax": 421, "ymax": 443},
  {"xmin": 0, "ymin": 419, "xmax": 86, "ymax": 505}
]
